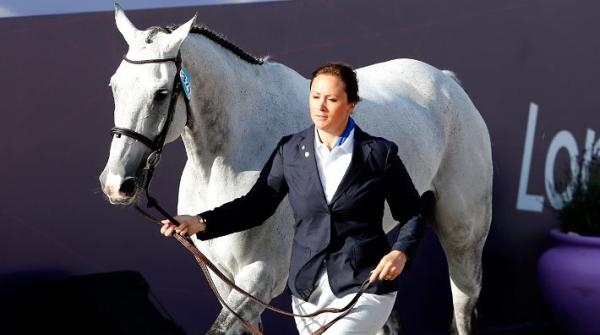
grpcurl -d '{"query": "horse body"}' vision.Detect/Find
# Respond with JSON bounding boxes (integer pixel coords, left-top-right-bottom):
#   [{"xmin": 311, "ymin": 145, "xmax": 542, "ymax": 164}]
[{"xmin": 100, "ymin": 6, "xmax": 491, "ymax": 335}]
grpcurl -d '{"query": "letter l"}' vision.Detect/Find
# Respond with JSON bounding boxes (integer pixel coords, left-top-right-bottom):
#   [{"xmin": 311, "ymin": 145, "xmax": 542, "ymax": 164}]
[{"xmin": 516, "ymin": 102, "xmax": 544, "ymax": 212}]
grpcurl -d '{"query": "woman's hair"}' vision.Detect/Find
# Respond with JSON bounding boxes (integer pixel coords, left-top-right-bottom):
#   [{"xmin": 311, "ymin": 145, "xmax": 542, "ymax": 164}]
[{"xmin": 310, "ymin": 62, "xmax": 361, "ymax": 103}]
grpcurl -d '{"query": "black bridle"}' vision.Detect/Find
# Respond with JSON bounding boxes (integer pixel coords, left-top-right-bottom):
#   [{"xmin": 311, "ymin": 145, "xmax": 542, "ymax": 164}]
[
  {"xmin": 111, "ymin": 51, "xmax": 187, "ymax": 188},
  {"xmin": 109, "ymin": 51, "xmax": 191, "ymax": 224}
]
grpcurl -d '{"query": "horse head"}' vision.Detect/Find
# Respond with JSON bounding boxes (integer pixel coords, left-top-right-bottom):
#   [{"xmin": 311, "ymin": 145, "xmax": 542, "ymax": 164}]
[{"xmin": 99, "ymin": 4, "xmax": 196, "ymax": 205}]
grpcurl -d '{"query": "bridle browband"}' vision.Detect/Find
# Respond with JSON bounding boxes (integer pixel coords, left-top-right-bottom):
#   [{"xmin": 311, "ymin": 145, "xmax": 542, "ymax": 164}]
[{"xmin": 109, "ymin": 51, "xmax": 371, "ymax": 335}]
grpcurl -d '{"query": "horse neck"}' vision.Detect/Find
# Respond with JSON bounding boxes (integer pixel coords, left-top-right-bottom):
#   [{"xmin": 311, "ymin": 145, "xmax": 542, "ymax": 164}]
[{"xmin": 179, "ymin": 33, "xmax": 308, "ymax": 175}]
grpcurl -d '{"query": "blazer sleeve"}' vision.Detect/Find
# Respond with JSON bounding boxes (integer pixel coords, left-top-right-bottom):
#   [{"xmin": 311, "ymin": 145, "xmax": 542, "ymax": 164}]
[
  {"xmin": 384, "ymin": 142, "xmax": 427, "ymax": 259},
  {"xmin": 196, "ymin": 137, "xmax": 289, "ymax": 240}
]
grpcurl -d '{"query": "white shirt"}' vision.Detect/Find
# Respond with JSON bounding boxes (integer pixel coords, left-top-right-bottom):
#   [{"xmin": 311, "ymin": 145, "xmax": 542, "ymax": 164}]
[{"xmin": 314, "ymin": 127, "xmax": 355, "ymax": 203}]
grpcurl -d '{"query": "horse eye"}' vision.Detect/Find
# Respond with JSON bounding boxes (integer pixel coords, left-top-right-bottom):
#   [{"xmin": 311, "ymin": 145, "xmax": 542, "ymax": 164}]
[{"xmin": 155, "ymin": 89, "xmax": 170, "ymax": 101}]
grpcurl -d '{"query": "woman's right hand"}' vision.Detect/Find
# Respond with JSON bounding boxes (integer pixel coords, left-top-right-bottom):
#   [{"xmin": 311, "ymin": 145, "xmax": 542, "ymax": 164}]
[{"xmin": 160, "ymin": 215, "xmax": 206, "ymax": 237}]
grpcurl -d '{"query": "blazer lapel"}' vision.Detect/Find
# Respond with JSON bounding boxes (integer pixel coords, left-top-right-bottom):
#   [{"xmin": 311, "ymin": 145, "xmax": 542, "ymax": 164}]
[
  {"xmin": 298, "ymin": 126, "xmax": 329, "ymax": 207},
  {"xmin": 329, "ymin": 126, "xmax": 372, "ymax": 206}
]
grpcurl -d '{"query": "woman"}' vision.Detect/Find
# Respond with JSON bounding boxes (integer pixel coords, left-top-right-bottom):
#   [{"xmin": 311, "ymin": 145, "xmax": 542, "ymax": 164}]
[{"xmin": 161, "ymin": 62, "xmax": 426, "ymax": 334}]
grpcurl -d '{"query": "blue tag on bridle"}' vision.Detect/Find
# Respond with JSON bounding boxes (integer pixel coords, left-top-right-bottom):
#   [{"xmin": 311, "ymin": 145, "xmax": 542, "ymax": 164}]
[{"xmin": 180, "ymin": 67, "xmax": 192, "ymax": 99}]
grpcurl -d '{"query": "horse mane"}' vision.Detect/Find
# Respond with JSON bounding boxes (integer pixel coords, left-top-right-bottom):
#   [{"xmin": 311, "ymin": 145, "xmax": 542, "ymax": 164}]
[
  {"xmin": 146, "ymin": 26, "xmax": 169, "ymax": 44},
  {"xmin": 166, "ymin": 24, "xmax": 265, "ymax": 65}
]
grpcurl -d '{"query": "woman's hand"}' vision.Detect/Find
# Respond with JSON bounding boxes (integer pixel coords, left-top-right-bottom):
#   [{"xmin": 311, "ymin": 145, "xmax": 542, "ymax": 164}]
[
  {"xmin": 160, "ymin": 215, "xmax": 206, "ymax": 237},
  {"xmin": 369, "ymin": 250, "xmax": 408, "ymax": 283}
]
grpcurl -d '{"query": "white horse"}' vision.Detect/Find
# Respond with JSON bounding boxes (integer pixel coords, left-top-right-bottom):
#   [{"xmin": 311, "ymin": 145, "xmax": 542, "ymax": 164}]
[{"xmin": 99, "ymin": 5, "xmax": 492, "ymax": 335}]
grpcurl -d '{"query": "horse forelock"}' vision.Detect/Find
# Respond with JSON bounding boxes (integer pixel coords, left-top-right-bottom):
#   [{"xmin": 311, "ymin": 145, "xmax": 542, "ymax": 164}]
[
  {"xmin": 166, "ymin": 24, "xmax": 265, "ymax": 65},
  {"xmin": 144, "ymin": 26, "xmax": 170, "ymax": 44}
]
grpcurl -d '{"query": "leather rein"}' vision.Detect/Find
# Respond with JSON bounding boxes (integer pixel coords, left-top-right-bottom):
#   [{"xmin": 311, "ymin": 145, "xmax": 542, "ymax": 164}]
[{"xmin": 111, "ymin": 52, "xmax": 371, "ymax": 335}]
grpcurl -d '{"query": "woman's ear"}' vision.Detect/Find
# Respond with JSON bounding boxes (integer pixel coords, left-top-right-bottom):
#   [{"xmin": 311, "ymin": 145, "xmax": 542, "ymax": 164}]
[{"xmin": 348, "ymin": 103, "xmax": 356, "ymax": 115}]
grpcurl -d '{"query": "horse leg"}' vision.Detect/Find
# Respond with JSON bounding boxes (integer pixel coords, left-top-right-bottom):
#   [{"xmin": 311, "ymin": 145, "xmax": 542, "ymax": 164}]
[
  {"xmin": 207, "ymin": 261, "xmax": 275, "ymax": 335},
  {"xmin": 376, "ymin": 309, "xmax": 401, "ymax": 335},
  {"xmin": 432, "ymin": 179, "xmax": 491, "ymax": 335},
  {"xmin": 201, "ymin": 264, "xmax": 233, "ymax": 335},
  {"xmin": 444, "ymin": 239, "xmax": 485, "ymax": 335}
]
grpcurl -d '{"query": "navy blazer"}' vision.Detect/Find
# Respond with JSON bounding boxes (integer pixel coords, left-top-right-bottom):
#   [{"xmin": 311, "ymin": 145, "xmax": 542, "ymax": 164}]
[{"xmin": 198, "ymin": 125, "xmax": 426, "ymax": 300}]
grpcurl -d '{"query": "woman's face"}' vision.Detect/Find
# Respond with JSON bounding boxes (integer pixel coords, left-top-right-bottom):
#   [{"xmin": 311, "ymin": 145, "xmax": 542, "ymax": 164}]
[{"xmin": 309, "ymin": 74, "xmax": 356, "ymax": 135}]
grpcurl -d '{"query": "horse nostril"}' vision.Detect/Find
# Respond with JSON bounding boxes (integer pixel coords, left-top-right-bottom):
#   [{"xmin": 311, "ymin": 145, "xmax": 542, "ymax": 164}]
[{"xmin": 119, "ymin": 178, "xmax": 137, "ymax": 196}]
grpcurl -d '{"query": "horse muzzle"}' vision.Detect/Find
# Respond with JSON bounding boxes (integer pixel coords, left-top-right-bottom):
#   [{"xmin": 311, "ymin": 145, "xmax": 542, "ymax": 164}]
[{"xmin": 101, "ymin": 174, "xmax": 140, "ymax": 206}]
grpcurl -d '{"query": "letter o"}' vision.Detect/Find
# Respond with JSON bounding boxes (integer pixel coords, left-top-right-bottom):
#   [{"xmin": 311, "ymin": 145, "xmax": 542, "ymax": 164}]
[{"xmin": 545, "ymin": 130, "xmax": 579, "ymax": 209}]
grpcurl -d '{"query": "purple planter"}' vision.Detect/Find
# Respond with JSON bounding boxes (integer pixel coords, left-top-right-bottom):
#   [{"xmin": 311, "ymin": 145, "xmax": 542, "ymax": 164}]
[{"xmin": 538, "ymin": 229, "xmax": 600, "ymax": 335}]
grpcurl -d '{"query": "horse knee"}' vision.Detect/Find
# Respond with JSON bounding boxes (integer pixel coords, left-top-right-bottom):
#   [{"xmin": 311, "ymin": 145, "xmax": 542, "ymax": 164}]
[{"xmin": 235, "ymin": 261, "xmax": 278, "ymax": 296}]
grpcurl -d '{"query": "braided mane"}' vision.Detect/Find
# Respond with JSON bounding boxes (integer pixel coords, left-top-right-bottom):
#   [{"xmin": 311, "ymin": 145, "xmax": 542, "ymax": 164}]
[{"xmin": 166, "ymin": 24, "xmax": 265, "ymax": 65}]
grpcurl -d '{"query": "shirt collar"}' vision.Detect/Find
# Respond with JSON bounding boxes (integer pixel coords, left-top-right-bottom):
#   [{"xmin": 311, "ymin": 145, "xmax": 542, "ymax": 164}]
[
  {"xmin": 314, "ymin": 117, "xmax": 356, "ymax": 153},
  {"xmin": 335, "ymin": 117, "xmax": 355, "ymax": 147},
  {"xmin": 337, "ymin": 126, "xmax": 355, "ymax": 153}
]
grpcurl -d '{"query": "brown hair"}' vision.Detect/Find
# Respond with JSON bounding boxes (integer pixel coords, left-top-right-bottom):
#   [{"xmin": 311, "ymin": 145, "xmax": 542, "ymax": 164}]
[{"xmin": 310, "ymin": 62, "xmax": 361, "ymax": 103}]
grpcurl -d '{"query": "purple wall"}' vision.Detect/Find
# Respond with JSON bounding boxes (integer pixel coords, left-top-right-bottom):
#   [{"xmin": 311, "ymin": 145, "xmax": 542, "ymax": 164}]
[{"xmin": 1, "ymin": 0, "xmax": 599, "ymax": 333}]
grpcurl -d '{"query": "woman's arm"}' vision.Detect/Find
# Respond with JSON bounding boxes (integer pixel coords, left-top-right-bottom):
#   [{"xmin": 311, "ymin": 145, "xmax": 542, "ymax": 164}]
[
  {"xmin": 161, "ymin": 137, "xmax": 290, "ymax": 239},
  {"xmin": 384, "ymin": 142, "xmax": 427, "ymax": 257},
  {"xmin": 369, "ymin": 142, "xmax": 427, "ymax": 282}
]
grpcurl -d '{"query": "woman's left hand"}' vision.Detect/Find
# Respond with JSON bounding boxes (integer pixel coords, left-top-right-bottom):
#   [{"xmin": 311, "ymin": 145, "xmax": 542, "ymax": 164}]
[{"xmin": 369, "ymin": 250, "xmax": 408, "ymax": 283}]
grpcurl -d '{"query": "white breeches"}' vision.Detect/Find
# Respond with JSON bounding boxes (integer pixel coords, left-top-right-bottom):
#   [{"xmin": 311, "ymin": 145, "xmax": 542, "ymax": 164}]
[{"xmin": 292, "ymin": 266, "xmax": 396, "ymax": 335}]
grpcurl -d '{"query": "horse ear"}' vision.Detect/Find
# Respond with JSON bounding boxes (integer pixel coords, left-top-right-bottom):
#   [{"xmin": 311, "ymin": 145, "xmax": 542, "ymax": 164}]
[
  {"xmin": 114, "ymin": 3, "xmax": 139, "ymax": 46},
  {"xmin": 166, "ymin": 14, "xmax": 197, "ymax": 51}
]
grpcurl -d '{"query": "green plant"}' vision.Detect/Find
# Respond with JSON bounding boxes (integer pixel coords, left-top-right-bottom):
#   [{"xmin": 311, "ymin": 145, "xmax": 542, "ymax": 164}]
[{"xmin": 556, "ymin": 151, "xmax": 600, "ymax": 236}]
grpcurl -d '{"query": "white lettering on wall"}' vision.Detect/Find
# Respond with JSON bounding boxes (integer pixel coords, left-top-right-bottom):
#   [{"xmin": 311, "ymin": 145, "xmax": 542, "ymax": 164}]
[
  {"xmin": 517, "ymin": 103, "xmax": 544, "ymax": 212},
  {"xmin": 544, "ymin": 130, "xmax": 578, "ymax": 209},
  {"xmin": 516, "ymin": 102, "xmax": 598, "ymax": 212},
  {"xmin": 583, "ymin": 129, "xmax": 598, "ymax": 183}
]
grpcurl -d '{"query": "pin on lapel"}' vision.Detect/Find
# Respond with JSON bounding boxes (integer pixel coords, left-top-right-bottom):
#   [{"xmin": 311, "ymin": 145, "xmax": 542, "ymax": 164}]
[{"xmin": 300, "ymin": 144, "xmax": 309, "ymax": 158}]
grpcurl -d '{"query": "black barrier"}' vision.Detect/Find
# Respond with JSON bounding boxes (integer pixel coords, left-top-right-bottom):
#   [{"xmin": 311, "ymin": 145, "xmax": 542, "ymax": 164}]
[{"xmin": 0, "ymin": 271, "xmax": 183, "ymax": 334}]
